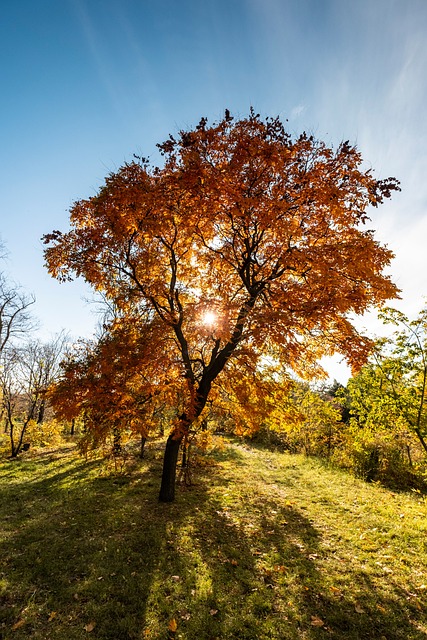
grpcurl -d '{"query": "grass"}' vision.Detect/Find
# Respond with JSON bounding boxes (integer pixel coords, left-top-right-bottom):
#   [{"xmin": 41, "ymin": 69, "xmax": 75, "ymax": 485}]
[{"xmin": 0, "ymin": 437, "xmax": 426, "ymax": 639}]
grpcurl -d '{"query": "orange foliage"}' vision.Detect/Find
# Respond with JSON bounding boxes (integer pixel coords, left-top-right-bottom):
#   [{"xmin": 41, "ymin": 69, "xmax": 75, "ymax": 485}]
[
  {"xmin": 43, "ymin": 111, "xmax": 400, "ymax": 497},
  {"xmin": 49, "ymin": 313, "xmax": 179, "ymax": 451}
]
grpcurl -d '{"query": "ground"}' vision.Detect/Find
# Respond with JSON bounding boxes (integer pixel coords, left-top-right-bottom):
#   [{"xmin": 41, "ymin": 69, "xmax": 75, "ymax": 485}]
[{"xmin": 1, "ymin": 438, "xmax": 426, "ymax": 639}]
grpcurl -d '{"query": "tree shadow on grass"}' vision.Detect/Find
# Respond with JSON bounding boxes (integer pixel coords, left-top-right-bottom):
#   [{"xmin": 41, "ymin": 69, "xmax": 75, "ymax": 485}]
[
  {"xmin": 0, "ymin": 448, "xmax": 176, "ymax": 639},
  {"xmin": 171, "ymin": 483, "xmax": 427, "ymax": 640},
  {"xmin": 1, "ymin": 445, "xmax": 426, "ymax": 639}
]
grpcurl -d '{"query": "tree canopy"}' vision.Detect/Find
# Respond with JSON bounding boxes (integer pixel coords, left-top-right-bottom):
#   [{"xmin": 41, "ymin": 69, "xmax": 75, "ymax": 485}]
[{"xmin": 43, "ymin": 111, "xmax": 400, "ymax": 500}]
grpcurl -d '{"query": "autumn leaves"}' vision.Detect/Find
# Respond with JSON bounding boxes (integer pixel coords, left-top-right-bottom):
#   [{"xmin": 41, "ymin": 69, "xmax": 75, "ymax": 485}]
[{"xmin": 43, "ymin": 112, "xmax": 400, "ymax": 500}]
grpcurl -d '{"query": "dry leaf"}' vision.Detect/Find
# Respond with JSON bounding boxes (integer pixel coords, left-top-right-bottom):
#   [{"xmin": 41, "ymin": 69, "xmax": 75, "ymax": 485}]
[
  {"xmin": 168, "ymin": 619, "xmax": 178, "ymax": 632},
  {"xmin": 310, "ymin": 615, "xmax": 324, "ymax": 627},
  {"xmin": 48, "ymin": 611, "xmax": 57, "ymax": 622},
  {"xmin": 354, "ymin": 604, "xmax": 365, "ymax": 614},
  {"xmin": 330, "ymin": 586, "xmax": 341, "ymax": 594},
  {"xmin": 11, "ymin": 619, "xmax": 26, "ymax": 631},
  {"xmin": 230, "ymin": 559, "xmax": 238, "ymax": 566},
  {"xmin": 209, "ymin": 609, "xmax": 218, "ymax": 616},
  {"xmin": 84, "ymin": 621, "xmax": 96, "ymax": 632},
  {"xmin": 171, "ymin": 575, "xmax": 180, "ymax": 582}
]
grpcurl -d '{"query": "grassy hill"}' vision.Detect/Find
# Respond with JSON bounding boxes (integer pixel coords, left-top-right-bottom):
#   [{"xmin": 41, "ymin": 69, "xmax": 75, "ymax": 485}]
[{"xmin": 1, "ymin": 438, "xmax": 426, "ymax": 639}]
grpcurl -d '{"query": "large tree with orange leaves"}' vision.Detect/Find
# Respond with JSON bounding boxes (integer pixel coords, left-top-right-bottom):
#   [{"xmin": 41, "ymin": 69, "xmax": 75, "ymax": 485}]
[{"xmin": 43, "ymin": 111, "xmax": 400, "ymax": 501}]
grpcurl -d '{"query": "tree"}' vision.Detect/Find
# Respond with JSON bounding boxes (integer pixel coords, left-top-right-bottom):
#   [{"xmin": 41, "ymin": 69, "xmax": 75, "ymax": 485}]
[
  {"xmin": 43, "ymin": 111, "xmax": 400, "ymax": 501},
  {"xmin": 1, "ymin": 336, "xmax": 67, "ymax": 457},
  {"xmin": 283, "ymin": 383, "xmax": 342, "ymax": 458},
  {"xmin": 0, "ymin": 245, "xmax": 36, "ymax": 450},
  {"xmin": 49, "ymin": 313, "xmax": 176, "ymax": 457},
  {"xmin": 0, "ymin": 268, "xmax": 35, "ymax": 358},
  {"xmin": 370, "ymin": 306, "xmax": 427, "ymax": 453}
]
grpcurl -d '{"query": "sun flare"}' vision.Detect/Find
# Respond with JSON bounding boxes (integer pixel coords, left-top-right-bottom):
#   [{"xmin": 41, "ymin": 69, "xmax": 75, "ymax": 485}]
[{"xmin": 202, "ymin": 311, "xmax": 217, "ymax": 326}]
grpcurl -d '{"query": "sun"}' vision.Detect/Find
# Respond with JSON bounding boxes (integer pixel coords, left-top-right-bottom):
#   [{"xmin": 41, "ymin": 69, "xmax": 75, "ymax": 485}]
[{"xmin": 202, "ymin": 311, "xmax": 217, "ymax": 326}]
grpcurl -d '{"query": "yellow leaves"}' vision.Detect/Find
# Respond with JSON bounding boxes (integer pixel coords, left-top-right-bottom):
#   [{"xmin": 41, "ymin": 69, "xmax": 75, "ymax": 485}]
[
  {"xmin": 168, "ymin": 618, "xmax": 178, "ymax": 632},
  {"xmin": 11, "ymin": 619, "xmax": 26, "ymax": 631}
]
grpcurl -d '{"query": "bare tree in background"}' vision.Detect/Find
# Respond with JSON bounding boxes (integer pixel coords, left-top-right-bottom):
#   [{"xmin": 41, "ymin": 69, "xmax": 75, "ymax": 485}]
[
  {"xmin": 0, "ymin": 243, "xmax": 36, "ymax": 443},
  {"xmin": 0, "ymin": 243, "xmax": 35, "ymax": 357},
  {"xmin": 1, "ymin": 334, "xmax": 68, "ymax": 456}
]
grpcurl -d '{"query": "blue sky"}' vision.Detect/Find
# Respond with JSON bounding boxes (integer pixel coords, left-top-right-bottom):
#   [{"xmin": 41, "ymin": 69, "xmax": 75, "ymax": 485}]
[{"xmin": 1, "ymin": 0, "xmax": 427, "ymax": 381}]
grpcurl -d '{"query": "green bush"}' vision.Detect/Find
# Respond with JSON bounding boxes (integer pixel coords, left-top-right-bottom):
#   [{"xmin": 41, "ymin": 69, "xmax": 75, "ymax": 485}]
[{"xmin": 333, "ymin": 422, "xmax": 426, "ymax": 490}]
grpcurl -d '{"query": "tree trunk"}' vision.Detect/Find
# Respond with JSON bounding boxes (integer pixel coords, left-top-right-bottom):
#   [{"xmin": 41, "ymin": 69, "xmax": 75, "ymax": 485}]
[
  {"xmin": 112, "ymin": 427, "xmax": 122, "ymax": 456},
  {"xmin": 139, "ymin": 435, "xmax": 146, "ymax": 459},
  {"xmin": 158, "ymin": 433, "xmax": 183, "ymax": 502},
  {"xmin": 415, "ymin": 428, "xmax": 427, "ymax": 455},
  {"xmin": 181, "ymin": 438, "xmax": 188, "ymax": 469},
  {"xmin": 70, "ymin": 418, "xmax": 75, "ymax": 435},
  {"xmin": 37, "ymin": 400, "xmax": 45, "ymax": 424}
]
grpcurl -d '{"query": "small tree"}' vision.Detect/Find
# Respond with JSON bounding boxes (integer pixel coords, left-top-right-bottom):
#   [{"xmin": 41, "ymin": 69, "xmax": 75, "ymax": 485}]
[
  {"xmin": 1, "ymin": 336, "xmax": 67, "ymax": 457},
  {"xmin": 43, "ymin": 111, "xmax": 400, "ymax": 501},
  {"xmin": 353, "ymin": 306, "xmax": 427, "ymax": 454},
  {"xmin": 0, "ymin": 267, "xmax": 35, "ymax": 358},
  {"xmin": 286, "ymin": 384, "xmax": 341, "ymax": 458}
]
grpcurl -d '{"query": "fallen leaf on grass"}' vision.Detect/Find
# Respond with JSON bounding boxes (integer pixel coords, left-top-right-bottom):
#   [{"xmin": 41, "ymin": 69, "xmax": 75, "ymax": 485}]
[
  {"xmin": 171, "ymin": 575, "xmax": 180, "ymax": 582},
  {"xmin": 48, "ymin": 611, "xmax": 57, "ymax": 622},
  {"xmin": 168, "ymin": 619, "xmax": 178, "ymax": 632},
  {"xmin": 273, "ymin": 564, "xmax": 286, "ymax": 573},
  {"xmin": 354, "ymin": 604, "xmax": 365, "ymax": 614},
  {"xmin": 84, "ymin": 621, "xmax": 96, "ymax": 632},
  {"xmin": 209, "ymin": 609, "xmax": 218, "ymax": 616},
  {"xmin": 11, "ymin": 620, "xmax": 26, "ymax": 631},
  {"xmin": 330, "ymin": 586, "xmax": 341, "ymax": 594},
  {"xmin": 310, "ymin": 616, "xmax": 324, "ymax": 627}
]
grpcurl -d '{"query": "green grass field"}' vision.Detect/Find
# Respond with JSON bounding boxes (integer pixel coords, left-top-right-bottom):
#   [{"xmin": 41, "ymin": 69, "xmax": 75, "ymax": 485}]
[{"xmin": 1, "ymin": 438, "xmax": 426, "ymax": 639}]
